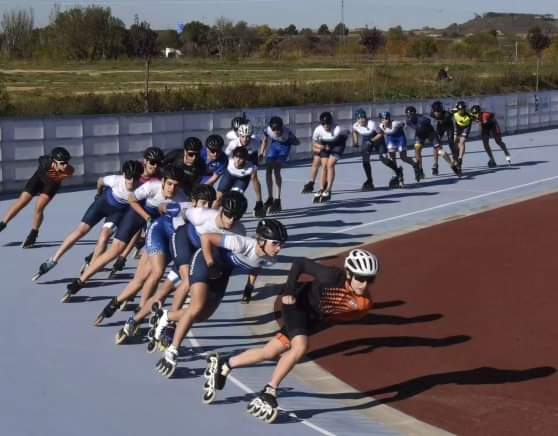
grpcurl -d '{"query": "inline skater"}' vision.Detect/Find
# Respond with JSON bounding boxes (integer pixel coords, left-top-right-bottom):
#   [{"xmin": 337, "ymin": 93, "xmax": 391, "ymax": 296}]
[
  {"xmin": 214, "ymin": 147, "xmax": 255, "ymax": 208},
  {"xmin": 430, "ymin": 101, "xmax": 460, "ymax": 175},
  {"xmin": 201, "ymin": 134, "xmax": 228, "ymax": 187},
  {"xmin": 352, "ymin": 108, "xmax": 397, "ymax": 191},
  {"xmin": 61, "ymin": 164, "xmax": 187, "ymax": 303},
  {"xmin": 0, "ymin": 147, "xmax": 74, "ymax": 248},
  {"xmin": 154, "ymin": 219, "xmax": 287, "ymax": 378},
  {"xmin": 225, "ymin": 114, "xmax": 249, "ymax": 144},
  {"xmin": 202, "ymin": 249, "xmax": 377, "ymax": 424},
  {"xmin": 452, "ymin": 101, "xmax": 474, "ymax": 172},
  {"xmin": 259, "ymin": 116, "xmax": 299, "ymax": 213},
  {"xmin": 470, "ymin": 105, "xmax": 512, "ymax": 167},
  {"xmin": 31, "ymin": 160, "xmax": 143, "ymax": 281}
]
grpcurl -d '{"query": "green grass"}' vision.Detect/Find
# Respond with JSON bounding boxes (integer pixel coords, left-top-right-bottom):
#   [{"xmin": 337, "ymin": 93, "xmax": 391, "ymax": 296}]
[{"xmin": 1, "ymin": 58, "xmax": 557, "ymax": 116}]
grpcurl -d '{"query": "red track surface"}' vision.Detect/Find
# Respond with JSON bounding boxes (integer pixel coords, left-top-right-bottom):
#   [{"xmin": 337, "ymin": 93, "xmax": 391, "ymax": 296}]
[{"xmin": 309, "ymin": 193, "xmax": 558, "ymax": 435}]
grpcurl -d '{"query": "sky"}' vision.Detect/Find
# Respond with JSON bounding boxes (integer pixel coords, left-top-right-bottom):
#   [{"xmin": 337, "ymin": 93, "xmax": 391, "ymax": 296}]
[{"xmin": 1, "ymin": 0, "xmax": 556, "ymax": 30}]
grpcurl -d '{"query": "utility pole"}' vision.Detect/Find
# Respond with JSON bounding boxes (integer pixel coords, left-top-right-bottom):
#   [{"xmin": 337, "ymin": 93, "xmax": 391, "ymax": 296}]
[{"xmin": 341, "ymin": 0, "xmax": 345, "ymax": 45}]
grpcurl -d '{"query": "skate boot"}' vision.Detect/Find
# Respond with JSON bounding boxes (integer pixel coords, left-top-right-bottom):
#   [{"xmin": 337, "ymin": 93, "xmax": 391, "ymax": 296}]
[
  {"xmin": 94, "ymin": 296, "xmax": 120, "ymax": 326},
  {"xmin": 457, "ymin": 158, "xmax": 463, "ymax": 172},
  {"xmin": 247, "ymin": 385, "xmax": 279, "ymax": 423},
  {"xmin": 146, "ymin": 302, "xmax": 169, "ymax": 352},
  {"xmin": 61, "ymin": 278, "xmax": 84, "ymax": 303},
  {"xmin": 263, "ymin": 197, "xmax": 274, "ymax": 215},
  {"xmin": 301, "ymin": 181, "xmax": 314, "ymax": 194},
  {"xmin": 450, "ymin": 162, "xmax": 461, "ymax": 177},
  {"xmin": 115, "ymin": 316, "xmax": 139, "ymax": 345},
  {"xmin": 241, "ymin": 284, "xmax": 254, "ymax": 304},
  {"xmin": 253, "ymin": 201, "xmax": 266, "ymax": 218},
  {"xmin": 0, "ymin": 221, "xmax": 6, "ymax": 232},
  {"xmin": 203, "ymin": 353, "xmax": 232, "ymax": 404},
  {"xmin": 487, "ymin": 159, "xmax": 497, "ymax": 168},
  {"xmin": 158, "ymin": 323, "xmax": 175, "ymax": 351},
  {"xmin": 79, "ymin": 252, "xmax": 94, "ymax": 274},
  {"xmin": 361, "ymin": 180, "xmax": 374, "ymax": 192},
  {"xmin": 319, "ymin": 191, "xmax": 331, "ymax": 203},
  {"xmin": 413, "ymin": 164, "xmax": 421, "ymax": 182},
  {"xmin": 155, "ymin": 345, "xmax": 178, "ymax": 378},
  {"xmin": 506, "ymin": 155, "xmax": 512, "ymax": 165},
  {"xmin": 21, "ymin": 229, "xmax": 38, "ymax": 249},
  {"xmin": 431, "ymin": 164, "xmax": 439, "ymax": 176},
  {"xmin": 397, "ymin": 167, "xmax": 405, "ymax": 188},
  {"xmin": 269, "ymin": 198, "xmax": 282, "ymax": 214},
  {"xmin": 108, "ymin": 256, "xmax": 126, "ymax": 278},
  {"xmin": 388, "ymin": 175, "xmax": 399, "ymax": 189},
  {"xmin": 32, "ymin": 258, "xmax": 57, "ymax": 282},
  {"xmin": 313, "ymin": 190, "xmax": 323, "ymax": 204}
]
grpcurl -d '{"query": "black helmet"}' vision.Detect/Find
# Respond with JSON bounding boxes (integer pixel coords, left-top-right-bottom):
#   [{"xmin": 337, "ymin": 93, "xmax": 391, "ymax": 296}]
[
  {"xmin": 161, "ymin": 164, "xmax": 185, "ymax": 183},
  {"xmin": 470, "ymin": 105, "xmax": 482, "ymax": 115},
  {"xmin": 431, "ymin": 101, "xmax": 444, "ymax": 112},
  {"xmin": 183, "ymin": 137, "xmax": 203, "ymax": 152},
  {"xmin": 455, "ymin": 101, "xmax": 467, "ymax": 110},
  {"xmin": 143, "ymin": 146, "xmax": 164, "ymax": 163},
  {"xmin": 221, "ymin": 191, "xmax": 248, "ymax": 219},
  {"xmin": 51, "ymin": 147, "xmax": 71, "ymax": 162},
  {"xmin": 269, "ymin": 116, "xmax": 283, "ymax": 131},
  {"xmin": 232, "ymin": 146, "xmax": 249, "ymax": 159},
  {"xmin": 122, "ymin": 160, "xmax": 143, "ymax": 180},
  {"xmin": 319, "ymin": 111, "xmax": 333, "ymax": 125},
  {"xmin": 256, "ymin": 219, "xmax": 288, "ymax": 242},
  {"xmin": 191, "ymin": 184, "xmax": 216, "ymax": 205},
  {"xmin": 205, "ymin": 134, "xmax": 224, "ymax": 151},
  {"xmin": 231, "ymin": 115, "xmax": 249, "ymax": 132},
  {"xmin": 405, "ymin": 106, "xmax": 417, "ymax": 116}
]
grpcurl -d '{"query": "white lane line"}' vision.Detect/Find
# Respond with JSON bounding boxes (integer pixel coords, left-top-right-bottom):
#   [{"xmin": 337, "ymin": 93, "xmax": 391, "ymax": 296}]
[
  {"xmin": 187, "ymin": 332, "xmax": 337, "ymax": 436},
  {"xmin": 290, "ymin": 175, "xmax": 558, "ymax": 243}
]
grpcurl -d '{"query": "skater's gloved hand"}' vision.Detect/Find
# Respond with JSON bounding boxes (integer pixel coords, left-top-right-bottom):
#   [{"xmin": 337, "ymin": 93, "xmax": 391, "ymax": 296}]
[
  {"xmin": 207, "ymin": 263, "xmax": 222, "ymax": 280},
  {"xmin": 281, "ymin": 295, "xmax": 296, "ymax": 305}
]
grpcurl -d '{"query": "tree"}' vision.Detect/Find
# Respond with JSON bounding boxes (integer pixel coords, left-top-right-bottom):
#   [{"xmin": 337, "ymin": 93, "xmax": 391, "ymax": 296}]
[
  {"xmin": 333, "ymin": 22, "xmax": 348, "ymax": 37},
  {"xmin": 182, "ymin": 20, "xmax": 211, "ymax": 55},
  {"xmin": 282, "ymin": 24, "xmax": 298, "ymax": 36},
  {"xmin": 128, "ymin": 16, "xmax": 158, "ymax": 112},
  {"xmin": 406, "ymin": 36, "xmax": 438, "ymax": 59},
  {"xmin": 317, "ymin": 24, "xmax": 330, "ymax": 35},
  {"xmin": 527, "ymin": 27, "xmax": 552, "ymax": 97},
  {"xmin": 1, "ymin": 8, "xmax": 34, "ymax": 58},
  {"xmin": 359, "ymin": 27, "xmax": 385, "ymax": 57},
  {"xmin": 386, "ymin": 25, "xmax": 405, "ymax": 41}
]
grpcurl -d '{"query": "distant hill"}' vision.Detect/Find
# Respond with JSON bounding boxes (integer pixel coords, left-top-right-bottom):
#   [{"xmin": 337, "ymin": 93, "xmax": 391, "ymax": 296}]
[{"xmin": 443, "ymin": 12, "xmax": 558, "ymax": 36}]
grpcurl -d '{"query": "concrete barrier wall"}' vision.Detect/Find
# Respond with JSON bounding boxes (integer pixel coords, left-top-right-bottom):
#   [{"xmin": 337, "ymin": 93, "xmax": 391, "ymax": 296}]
[{"xmin": 1, "ymin": 90, "xmax": 557, "ymax": 193}]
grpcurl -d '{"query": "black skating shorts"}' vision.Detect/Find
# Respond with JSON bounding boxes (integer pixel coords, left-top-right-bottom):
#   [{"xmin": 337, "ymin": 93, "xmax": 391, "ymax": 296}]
[{"xmin": 23, "ymin": 170, "xmax": 61, "ymax": 198}]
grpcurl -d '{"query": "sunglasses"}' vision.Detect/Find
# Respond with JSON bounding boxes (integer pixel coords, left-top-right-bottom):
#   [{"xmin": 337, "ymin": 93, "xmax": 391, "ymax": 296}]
[
  {"xmin": 54, "ymin": 160, "xmax": 68, "ymax": 166},
  {"xmin": 207, "ymin": 148, "xmax": 220, "ymax": 154},
  {"xmin": 186, "ymin": 151, "xmax": 198, "ymax": 157},
  {"xmin": 268, "ymin": 240, "xmax": 284, "ymax": 247},
  {"xmin": 147, "ymin": 159, "xmax": 160, "ymax": 166},
  {"xmin": 353, "ymin": 275, "xmax": 375, "ymax": 284}
]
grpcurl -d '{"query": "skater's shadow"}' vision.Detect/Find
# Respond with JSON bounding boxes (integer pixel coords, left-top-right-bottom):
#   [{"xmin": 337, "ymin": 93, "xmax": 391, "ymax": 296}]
[
  {"xmin": 3, "ymin": 239, "xmax": 98, "ymax": 248},
  {"xmin": 66, "ymin": 295, "xmax": 115, "ymax": 303},
  {"xmin": 286, "ymin": 366, "xmax": 557, "ymax": 419},
  {"xmin": 351, "ymin": 312, "xmax": 443, "ymax": 326},
  {"xmin": 307, "ymin": 334, "xmax": 470, "ymax": 360}
]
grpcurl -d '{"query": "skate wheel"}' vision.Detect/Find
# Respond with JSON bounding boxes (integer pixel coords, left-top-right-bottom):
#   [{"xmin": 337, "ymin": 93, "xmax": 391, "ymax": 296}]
[
  {"xmin": 146, "ymin": 328, "xmax": 155, "ymax": 340},
  {"xmin": 263, "ymin": 409, "xmax": 278, "ymax": 424},
  {"xmin": 119, "ymin": 300, "xmax": 128, "ymax": 311},
  {"xmin": 94, "ymin": 314, "xmax": 104, "ymax": 326},
  {"xmin": 148, "ymin": 314, "xmax": 159, "ymax": 327},
  {"xmin": 151, "ymin": 301, "xmax": 162, "ymax": 312},
  {"xmin": 202, "ymin": 388, "xmax": 216, "ymax": 404},
  {"xmin": 146, "ymin": 340, "xmax": 157, "ymax": 353}
]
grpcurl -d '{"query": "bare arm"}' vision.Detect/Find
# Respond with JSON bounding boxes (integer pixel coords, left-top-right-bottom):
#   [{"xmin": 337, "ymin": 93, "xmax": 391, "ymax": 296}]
[
  {"xmin": 200, "ymin": 233, "xmax": 225, "ymax": 267},
  {"xmin": 128, "ymin": 193, "xmax": 151, "ymax": 221}
]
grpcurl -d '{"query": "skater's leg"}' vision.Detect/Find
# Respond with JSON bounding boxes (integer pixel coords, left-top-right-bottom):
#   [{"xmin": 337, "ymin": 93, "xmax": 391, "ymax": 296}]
[
  {"xmin": 414, "ymin": 143, "xmax": 423, "ymax": 169},
  {"xmin": 90, "ymin": 226, "xmax": 114, "ymax": 263},
  {"xmin": 251, "ymin": 171, "xmax": 263, "ymax": 203},
  {"xmin": 80, "ymin": 239, "xmax": 126, "ymax": 282},
  {"xmin": 273, "ymin": 163, "xmax": 283, "ymax": 199},
  {"xmin": 31, "ymin": 193, "xmax": 53, "ymax": 232},
  {"xmin": 361, "ymin": 145, "xmax": 373, "ymax": 183},
  {"xmin": 493, "ymin": 127, "xmax": 510, "ymax": 157},
  {"xmin": 481, "ymin": 133, "xmax": 496, "ymax": 163},
  {"xmin": 309, "ymin": 154, "xmax": 321, "ymax": 184},
  {"xmin": 121, "ymin": 231, "xmax": 140, "ymax": 260},
  {"xmin": 170, "ymin": 266, "xmax": 190, "ymax": 311},
  {"xmin": 1, "ymin": 192, "xmax": 33, "ymax": 225},
  {"xmin": 134, "ymin": 279, "xmax": 175, "ymax": 323},
  {"xmin": 399, "ymin": 150, "xmax": 416, "ymax": 167},
  {"xmin": 53, "ymin": 222, "xmax": 92, "ymax": 262},
  {"xmin": 325, "ymin": 156, "xmax": 338, "ymax": 192},
  {"xmin": 268, "ymin": 335, "xmax": 308, "ymax": 388},
  {"xmin": 265, "ymin": 165, "xmax": 273, "ymax": 200},
  {"xmin": 319, "ymin": 157, "xmax": 328, "ymax": 191},
  {"xmin": 115, "ymin": 251, "xmax": 152, "ymax": 303},
  {"xmin": 229, "ymin": 336, "xmax": 289, "ymax": 369},
  {"xmin": 139, "ymin": 253, "xmax": 167, "ymax": 308},
  {"xmin": 170, "ymin": 282, "xmax": 209, "ymax": 349}
]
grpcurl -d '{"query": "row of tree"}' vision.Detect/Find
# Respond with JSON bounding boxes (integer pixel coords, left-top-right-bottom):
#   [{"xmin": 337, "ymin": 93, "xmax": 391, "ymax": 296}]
[{"xmin": 0, "ymin": 6, "xmax": 554, "ymax": 61}]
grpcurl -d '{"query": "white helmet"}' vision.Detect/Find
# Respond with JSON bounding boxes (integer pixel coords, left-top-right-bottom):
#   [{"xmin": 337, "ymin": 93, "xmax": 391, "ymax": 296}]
[
  {"xmin": 237, "ymin": 123, "xmax": 254, "ymax": 137},
  {"xmin": 344, "ymin": 249, "xmax": 379, "ymax": 277}
]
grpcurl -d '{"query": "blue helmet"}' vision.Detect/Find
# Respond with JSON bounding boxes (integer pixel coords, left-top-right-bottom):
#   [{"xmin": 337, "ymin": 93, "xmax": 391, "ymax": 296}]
[
  {"xmin": 355, "ymin": 108, "xmax": 367, "ymax": 120},
  {"xmin": 379, "ymin": 111, "xmax": 391, "ymax": 120}
]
